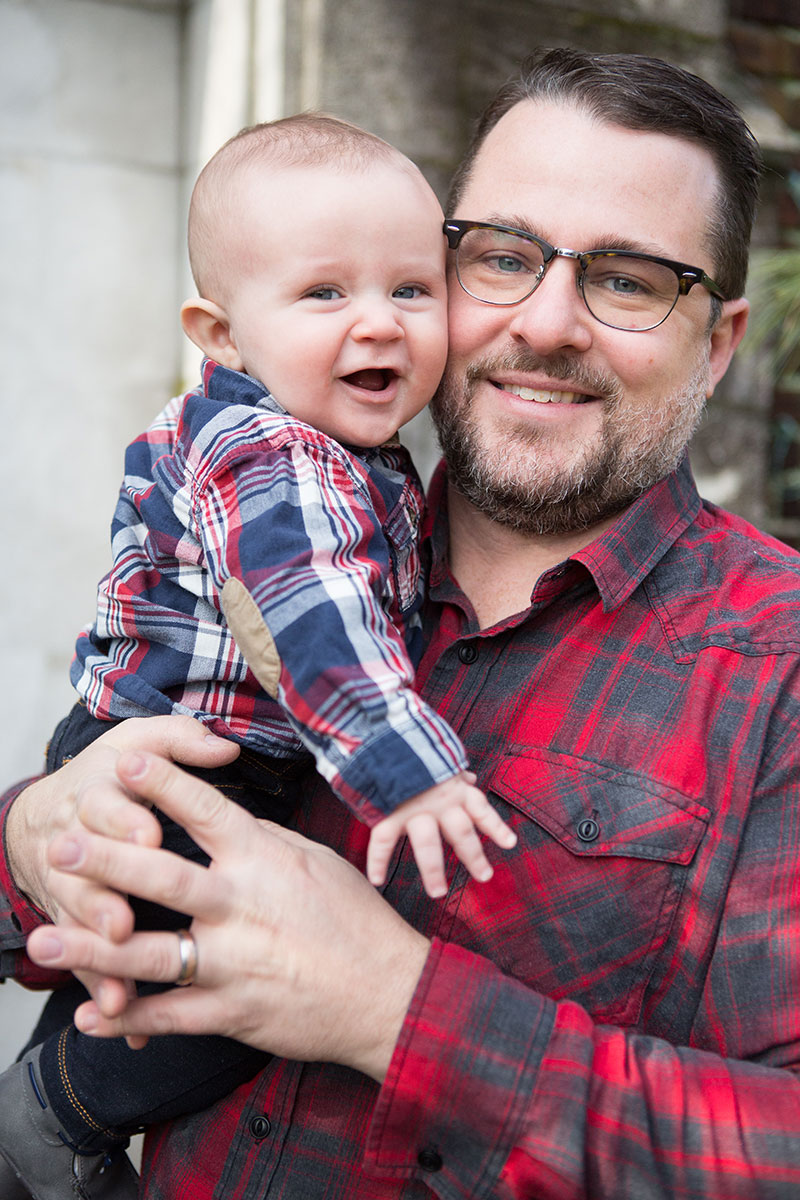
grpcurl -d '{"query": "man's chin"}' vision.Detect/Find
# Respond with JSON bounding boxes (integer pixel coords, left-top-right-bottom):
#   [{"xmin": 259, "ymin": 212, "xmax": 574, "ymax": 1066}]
[
  {"xmin": 433, "ymin": 365, "xmax": 705, "ymax": 537},
  {"xmin": 448, "ymin": 462, "xmax": 642, "ymax": 536}
]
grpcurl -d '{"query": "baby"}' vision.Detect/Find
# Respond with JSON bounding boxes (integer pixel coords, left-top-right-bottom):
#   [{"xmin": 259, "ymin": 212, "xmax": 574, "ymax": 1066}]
[{"xmin": 0, "ymin": 114, "xmax": 514, "ymax": 1199}]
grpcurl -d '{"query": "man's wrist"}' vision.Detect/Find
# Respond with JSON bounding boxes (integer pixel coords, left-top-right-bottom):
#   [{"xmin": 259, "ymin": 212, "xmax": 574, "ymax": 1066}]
[
  {"xmin": 357, "ymin": 929, "xmax": 431, "ymax": 1083},
  {"xmin": 4, "ymin": 777, "xmax": 49, "ymax": 915}
]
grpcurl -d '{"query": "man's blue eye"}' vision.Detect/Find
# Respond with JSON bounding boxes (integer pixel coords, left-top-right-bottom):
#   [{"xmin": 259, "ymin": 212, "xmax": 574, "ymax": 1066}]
[
  {"xmin": 608, "ymin": 275, "xmax": 642, "ymax": 295},
  {"xmin": 491, "ymin": 255, "xmax": 524, "ymax": 274},
  {"xmin": 393, "ymin": 285, "xmax": 422, "ymax": 299},
  {"xmin": 308, "ymin": 287, "xmax": 341, "ymax": 300}
]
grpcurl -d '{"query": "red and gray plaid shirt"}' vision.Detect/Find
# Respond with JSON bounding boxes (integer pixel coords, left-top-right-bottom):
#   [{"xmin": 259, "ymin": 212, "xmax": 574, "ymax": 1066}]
[{"xmin": 3, "ymin": 454, "xmax": 800, "ymax": 1198}]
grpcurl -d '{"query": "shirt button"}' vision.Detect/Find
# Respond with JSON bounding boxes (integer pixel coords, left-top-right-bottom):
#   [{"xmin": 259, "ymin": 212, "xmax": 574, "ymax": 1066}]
[
  {"xmin": 577, "ymin": 817, "xmax": 600, "ymax": 842},
  {"xmin": 249, "ymin": 1115, "xmax": 272, "ymax": 1140},
  {"xmin": 417, "ymin": 1146, "xmax": 443, "ymax": 1172},
  {"xmin": 457, "ymin": 642, "xmax": 478, "ymax": 664}
]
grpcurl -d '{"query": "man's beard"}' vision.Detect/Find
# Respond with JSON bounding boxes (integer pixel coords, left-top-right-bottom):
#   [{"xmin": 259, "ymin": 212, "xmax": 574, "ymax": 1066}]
[{"xmin": 431, "ymin": 349, "xmax": 709, "ymax": 536}]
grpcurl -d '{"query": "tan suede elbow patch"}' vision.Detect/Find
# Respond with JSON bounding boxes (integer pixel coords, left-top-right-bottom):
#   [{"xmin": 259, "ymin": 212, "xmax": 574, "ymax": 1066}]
[{"xmin": 221, "ymin": 577, "xmax": 281, "ymax": 698}]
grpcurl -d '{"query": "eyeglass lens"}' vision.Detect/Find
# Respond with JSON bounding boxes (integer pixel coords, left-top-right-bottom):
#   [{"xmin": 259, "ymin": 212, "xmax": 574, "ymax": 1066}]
[{"xmin": 455, "ymin": 227, "xmax": 681, "ymax": 331}]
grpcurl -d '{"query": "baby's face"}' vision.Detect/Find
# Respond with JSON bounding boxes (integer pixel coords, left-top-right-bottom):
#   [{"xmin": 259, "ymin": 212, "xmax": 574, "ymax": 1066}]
[{"xmin": 219, "ymin": 160, "xmax": 449, "ymax": 448}]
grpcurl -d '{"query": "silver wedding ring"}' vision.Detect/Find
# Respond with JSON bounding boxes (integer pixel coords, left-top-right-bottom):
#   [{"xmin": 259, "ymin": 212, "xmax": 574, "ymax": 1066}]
[{"xmin": 175, "ymin": 928, "xmax": 199, "ymax": 987}]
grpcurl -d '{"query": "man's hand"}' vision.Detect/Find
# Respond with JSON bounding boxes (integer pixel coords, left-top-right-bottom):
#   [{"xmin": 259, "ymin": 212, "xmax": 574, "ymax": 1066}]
[
  {"xmin": 6, "ymin": 715, "xmax": 239, "ymax": 924},
  {"xmin": 27, "ymin": 751, "xmax": 431, "ymax": 1083}
]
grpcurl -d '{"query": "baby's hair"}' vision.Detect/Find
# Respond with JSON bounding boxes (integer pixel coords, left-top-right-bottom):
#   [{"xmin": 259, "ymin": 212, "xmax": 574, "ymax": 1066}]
[{"xmin": 188, "ymin": 113, "xmax": 412, "ymax": 298}]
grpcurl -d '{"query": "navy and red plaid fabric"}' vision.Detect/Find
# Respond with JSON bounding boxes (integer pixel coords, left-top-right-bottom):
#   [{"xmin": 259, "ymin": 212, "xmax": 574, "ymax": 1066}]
[
  {"xmin": 70, "ymin": 360, "xmax": 466, "ymax": 820},
  {"xmin": 3, "ymin": 454, "xmax": 800, "ymax": 1197}
]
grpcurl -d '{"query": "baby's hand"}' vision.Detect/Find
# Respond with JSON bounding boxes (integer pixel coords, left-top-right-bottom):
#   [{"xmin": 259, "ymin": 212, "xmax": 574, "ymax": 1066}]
[{"xmin": 366, "ymin": 773, "xmax": 517, "ymax": 899}]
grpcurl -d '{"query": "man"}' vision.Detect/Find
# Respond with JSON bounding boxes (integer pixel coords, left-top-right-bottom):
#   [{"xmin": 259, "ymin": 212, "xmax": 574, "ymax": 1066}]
[{"xmin": 5, "ymin": 46, "xmax": 800, "ymax": 1198}]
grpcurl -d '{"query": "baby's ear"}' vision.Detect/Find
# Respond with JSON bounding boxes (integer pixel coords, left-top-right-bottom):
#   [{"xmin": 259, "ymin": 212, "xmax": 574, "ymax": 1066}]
[{"xmin": 180, "ymin": 298, "xmax": 245, "ymax": 371}]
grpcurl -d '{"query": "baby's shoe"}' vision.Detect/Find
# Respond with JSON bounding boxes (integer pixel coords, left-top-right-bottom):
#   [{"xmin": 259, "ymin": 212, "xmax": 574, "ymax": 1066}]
[{"xmin": 0, "ymin": 1044, "xmax": 139, "ymax": 1200}]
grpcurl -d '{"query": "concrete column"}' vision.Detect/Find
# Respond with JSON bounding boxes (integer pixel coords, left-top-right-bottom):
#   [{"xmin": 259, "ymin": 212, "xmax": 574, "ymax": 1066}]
[{"xmin": 0, "ymin": 0, "xmax": 184, "ymax": 785}]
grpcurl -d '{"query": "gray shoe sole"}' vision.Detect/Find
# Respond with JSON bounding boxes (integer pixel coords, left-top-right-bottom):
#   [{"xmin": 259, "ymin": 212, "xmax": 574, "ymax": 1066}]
[{"xmin": 0, "ymin": 1146, "xmax": 34, "ymax": 1198}]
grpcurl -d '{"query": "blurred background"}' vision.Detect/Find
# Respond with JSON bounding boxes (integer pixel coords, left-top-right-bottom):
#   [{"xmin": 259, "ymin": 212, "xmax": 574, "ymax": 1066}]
[{"xmin": 1, "ymin": 0, "xmax": 798, "ymax": 1061}]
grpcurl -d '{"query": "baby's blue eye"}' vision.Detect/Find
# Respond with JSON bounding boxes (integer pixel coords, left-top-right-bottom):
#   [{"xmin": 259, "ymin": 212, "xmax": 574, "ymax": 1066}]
[
  {"xmin": 393, "ymin": 284, "xmax": 423, "ymax": 299},
  {"xmin": 307, "ymin": 286, "xmax": 342, "ymax": 301}
]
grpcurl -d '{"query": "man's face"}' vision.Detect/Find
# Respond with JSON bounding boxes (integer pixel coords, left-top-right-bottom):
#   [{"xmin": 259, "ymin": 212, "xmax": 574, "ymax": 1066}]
[{"xmin": 433, "ymin": 100, "xmax": 747, "ymax": 534}]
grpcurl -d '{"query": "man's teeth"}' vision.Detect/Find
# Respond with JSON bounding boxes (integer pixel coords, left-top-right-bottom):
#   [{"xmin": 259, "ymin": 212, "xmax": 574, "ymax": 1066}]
[{"xmin": 505, "ymin": 383, "xmax": 582, "ymax": 404}]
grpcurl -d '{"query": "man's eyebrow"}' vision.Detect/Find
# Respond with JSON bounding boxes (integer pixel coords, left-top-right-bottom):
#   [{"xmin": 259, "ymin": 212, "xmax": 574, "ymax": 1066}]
[{"xmin": 481, "ymin": 214, "xmax": 673, "ymax": 258}]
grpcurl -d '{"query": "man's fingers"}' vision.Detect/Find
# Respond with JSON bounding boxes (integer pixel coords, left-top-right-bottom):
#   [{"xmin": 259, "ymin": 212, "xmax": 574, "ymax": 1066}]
[
  {"xmin": 74, "ymin": 986, "xmax": 230, "ymax": 1042},
  {"xmin": 46, "ymin": 867, "xmax": 135, "ymax": 942},
  {"xmin": 48, "ymin": 828, "xmax": 229, "ymax": 925},
  {"xmin": 104, "ymin": 715, "xmax": 239, "ymax": 769},
  {"xmin": 69, "ymin": 717, "xmax": 239, "ymax": 844},
  {"xmin": 28, "ymin": 923, "xmax": 190, "ymax": 986},
  {"xmin": 74, "ymin": 770, "xmax": 163, "ymax": 846},
  {"xmin": 114, "ymin": 751, "xmax": 258, "ymax": 862}
]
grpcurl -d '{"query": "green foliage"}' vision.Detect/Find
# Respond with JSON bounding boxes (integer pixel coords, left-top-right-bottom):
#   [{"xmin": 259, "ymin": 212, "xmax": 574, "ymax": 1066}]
[
  {"xmin": 746, "ymin": 238, "xmax": 800, "ymax": 381},
  {"xmin": 769, "ymin": 413, "xmax": 800, "ymax": 510}
]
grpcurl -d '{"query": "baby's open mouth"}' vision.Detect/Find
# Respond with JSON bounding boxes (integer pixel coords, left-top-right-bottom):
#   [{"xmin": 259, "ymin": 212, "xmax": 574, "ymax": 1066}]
[{"xmin": 342, "ymin": 368, "xmax": 396, "ymax": 392}]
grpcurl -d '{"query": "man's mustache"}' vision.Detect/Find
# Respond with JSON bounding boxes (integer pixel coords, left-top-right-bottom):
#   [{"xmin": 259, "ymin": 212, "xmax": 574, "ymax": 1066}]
[{"xmin": 462, "ymin": 350, "xmax": 622, "ymax": 405}]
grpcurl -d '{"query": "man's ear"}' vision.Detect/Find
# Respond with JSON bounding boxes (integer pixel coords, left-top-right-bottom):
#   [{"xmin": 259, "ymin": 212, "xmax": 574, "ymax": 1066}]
[
  {"xmin": 180, "ymin": 298, "xmax": 245, "ymax": 371},
  {"xmin": 707, "ymin": 297, "xmax": 749, "ymax": 397}
]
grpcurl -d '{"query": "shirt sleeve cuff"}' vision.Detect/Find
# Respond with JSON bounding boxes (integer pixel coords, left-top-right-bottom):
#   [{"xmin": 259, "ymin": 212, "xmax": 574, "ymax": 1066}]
[
  {"xmin": 0, "ymin": 778, "xmax": 67, "ymax": 987},
  {"xmin": 364, "ymin": 938, "xmax": 556, "ymax": 1197},
  {"xmin": 333, "ymin": 718, "xmax": 470, "ymax": 823}
]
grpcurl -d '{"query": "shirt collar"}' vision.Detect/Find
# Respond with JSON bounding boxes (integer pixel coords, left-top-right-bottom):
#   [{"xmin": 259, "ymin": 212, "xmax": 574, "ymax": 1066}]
[
  {"xmin": 424, "ymin": 454, "xmax": 702, "ymax": 615},
  {"xmin": 199, "ymin": 358, "xmax": 406, "ymax": 461},
  {"xmin": 201, "ymin": 358, "xmax": 285, "ymax": 415},
  {"xmin": 572, "ymin": 455, "xmax": 701, "ymax": 611}
]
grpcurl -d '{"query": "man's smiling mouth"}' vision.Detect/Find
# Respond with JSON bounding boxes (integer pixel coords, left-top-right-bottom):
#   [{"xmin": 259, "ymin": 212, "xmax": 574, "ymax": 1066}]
[{"xmin": 493, "ymin": 381, "xmax": 593, "ymax": 405}]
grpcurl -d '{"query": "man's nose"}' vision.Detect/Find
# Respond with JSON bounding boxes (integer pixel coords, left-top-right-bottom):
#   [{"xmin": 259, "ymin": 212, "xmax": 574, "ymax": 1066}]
[{"xmin": 507, "ymin": 258, "xmax": 594, "ymax": 354}]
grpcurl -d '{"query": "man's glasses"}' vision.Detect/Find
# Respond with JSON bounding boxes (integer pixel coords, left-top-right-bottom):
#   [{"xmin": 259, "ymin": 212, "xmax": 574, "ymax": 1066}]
[{"xmin": 443, "ymin": 219, "xmax": 727, "ymax": 332}]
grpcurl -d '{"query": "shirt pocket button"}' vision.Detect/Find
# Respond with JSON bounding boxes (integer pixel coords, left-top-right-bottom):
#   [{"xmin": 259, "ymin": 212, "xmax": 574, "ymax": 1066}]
[
  {"xmin": 417, "ymin": 1146, "xmax": 443, "ymax": 1171},
  {"xmin": 577, "ymin": 817, "xmax": 600, "ymax": 842}
]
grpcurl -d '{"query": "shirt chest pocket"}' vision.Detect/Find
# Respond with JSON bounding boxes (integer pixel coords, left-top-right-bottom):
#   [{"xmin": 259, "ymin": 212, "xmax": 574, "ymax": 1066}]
[{"xmin": 473, "ymin": 748, "xmax": 710, "ymax": 1026}]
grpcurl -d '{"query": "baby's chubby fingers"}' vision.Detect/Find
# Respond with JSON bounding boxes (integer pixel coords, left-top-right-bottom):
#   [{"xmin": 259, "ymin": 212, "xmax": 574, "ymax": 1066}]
[
  {"xmin": 405, "ymin": 814, "xmax": 447, "ymax": 899},
  {"xmin": 463, "ymin": 787, "xmax": 517, "ymax": 849},
  {"xmin": 365, "ymin": 817, "xmax": 402, "ymax": 888},
  {"xmin": 437, "ymin": 803, "xmax": 494, "ymax": 882}
]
